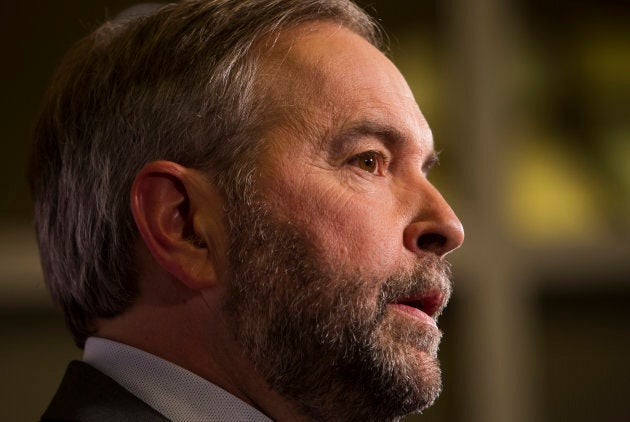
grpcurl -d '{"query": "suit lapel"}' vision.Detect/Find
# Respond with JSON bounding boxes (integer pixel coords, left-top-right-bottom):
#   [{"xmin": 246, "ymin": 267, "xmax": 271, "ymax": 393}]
[{"xmin": 41, "ymin": 360, "xmax": 170, "ymax": 422}]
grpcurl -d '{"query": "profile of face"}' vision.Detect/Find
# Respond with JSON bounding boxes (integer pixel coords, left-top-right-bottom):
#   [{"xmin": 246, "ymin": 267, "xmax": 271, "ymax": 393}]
[{"xmin": 222, "ymin": 23, "xmax": 464, "ymax": 421}]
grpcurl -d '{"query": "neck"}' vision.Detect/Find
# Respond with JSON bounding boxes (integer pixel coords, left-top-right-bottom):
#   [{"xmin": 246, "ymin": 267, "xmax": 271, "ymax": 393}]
[{"xmin": 94, "ymin": 275, "xmax": 309, "ymax": 421}]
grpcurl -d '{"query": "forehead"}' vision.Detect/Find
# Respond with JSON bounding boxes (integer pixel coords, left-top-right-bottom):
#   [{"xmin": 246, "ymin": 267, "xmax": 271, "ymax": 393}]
[{"xmin": 259, "ymin": 22, "xmax": 433, "ymax": 150}]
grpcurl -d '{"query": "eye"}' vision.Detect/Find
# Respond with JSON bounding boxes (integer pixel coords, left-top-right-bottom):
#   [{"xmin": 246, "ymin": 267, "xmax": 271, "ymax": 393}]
[{"xmin": 349, "ymin": 150, "xmax": 387, "ymax": 175}]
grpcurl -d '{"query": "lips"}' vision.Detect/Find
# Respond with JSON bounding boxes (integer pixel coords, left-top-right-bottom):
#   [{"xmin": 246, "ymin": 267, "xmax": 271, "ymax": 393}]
[{"xmin": 390, "ymin": 289, "xmax": 445, "ymax": 328}]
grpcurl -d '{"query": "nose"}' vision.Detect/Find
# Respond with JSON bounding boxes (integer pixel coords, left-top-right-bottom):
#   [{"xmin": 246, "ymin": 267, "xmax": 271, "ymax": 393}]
[{"xmin": 403, "ymin": 182, "xmax": 464, "ymax": 258}]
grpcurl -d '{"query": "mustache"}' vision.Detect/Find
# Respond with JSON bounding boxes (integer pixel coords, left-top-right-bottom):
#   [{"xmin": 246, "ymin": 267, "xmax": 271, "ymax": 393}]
[{"xmin": 377, "ymin": 255, "xmax": 453, "ymax": 319}]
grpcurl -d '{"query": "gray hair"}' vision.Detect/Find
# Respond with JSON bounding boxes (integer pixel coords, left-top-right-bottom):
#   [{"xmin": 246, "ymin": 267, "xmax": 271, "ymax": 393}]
[{"xmin": 29, "ymin": 0, "xmax": 380, "ymax": 346}]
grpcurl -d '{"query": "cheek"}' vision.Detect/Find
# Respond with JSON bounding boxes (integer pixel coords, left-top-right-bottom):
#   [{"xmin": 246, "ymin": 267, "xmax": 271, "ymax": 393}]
[
  {"xmin": 279, "ymin": 179, "xmax": 405, "ymax": 276},
  {"xmin": 328, "ymin": 198, "xmax": 403, "ymax": 272}
]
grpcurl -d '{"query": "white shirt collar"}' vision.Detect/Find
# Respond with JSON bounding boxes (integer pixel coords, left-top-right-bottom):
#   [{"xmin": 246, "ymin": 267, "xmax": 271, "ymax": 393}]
[{"xmin": 83, "ymin": 337, "xmax": 272, "ymax": 422}]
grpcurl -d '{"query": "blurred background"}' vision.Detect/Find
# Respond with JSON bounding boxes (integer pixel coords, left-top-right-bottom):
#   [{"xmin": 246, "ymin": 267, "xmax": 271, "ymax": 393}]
[{"xmin": 1, "ymin": 0, "xmax": 628, "ymax": 421}]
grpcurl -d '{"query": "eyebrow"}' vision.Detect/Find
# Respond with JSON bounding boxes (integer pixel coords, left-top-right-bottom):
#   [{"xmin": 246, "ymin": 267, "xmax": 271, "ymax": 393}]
[
  {"xmin": 327, "ymin": 120, "xmax": 439, "ymax": 174},
  {"xmin": 423, "ymin": 150, "xmax": 440, "ymax": 174}
]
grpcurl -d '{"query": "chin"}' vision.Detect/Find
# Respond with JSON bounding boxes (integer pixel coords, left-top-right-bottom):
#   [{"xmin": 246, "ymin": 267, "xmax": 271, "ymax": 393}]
[{"xmin": 360, "ymin": 311, "xmax": 445, "ymax": 417}]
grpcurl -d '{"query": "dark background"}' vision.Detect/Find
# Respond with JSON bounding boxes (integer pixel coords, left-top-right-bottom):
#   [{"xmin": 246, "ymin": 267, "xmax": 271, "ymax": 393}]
[{"xmin": 1, "ymin": 1, "xmax": 628, "ymax": 421}]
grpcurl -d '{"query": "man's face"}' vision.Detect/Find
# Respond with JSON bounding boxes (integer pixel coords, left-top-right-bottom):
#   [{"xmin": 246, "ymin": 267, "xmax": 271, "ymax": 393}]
[{"xmin": 223, "ymin": 23, "xmax": 464, "ymax": 421}]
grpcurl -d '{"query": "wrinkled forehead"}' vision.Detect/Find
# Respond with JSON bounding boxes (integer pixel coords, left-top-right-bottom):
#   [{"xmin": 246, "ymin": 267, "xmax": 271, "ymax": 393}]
[
  {"xmin": 256, "ymin": 21, "xmax": 430, "ymax": 147},
  {"xmin": 260, "ymin": 22, "xmax": 412, "ymax": 107}
]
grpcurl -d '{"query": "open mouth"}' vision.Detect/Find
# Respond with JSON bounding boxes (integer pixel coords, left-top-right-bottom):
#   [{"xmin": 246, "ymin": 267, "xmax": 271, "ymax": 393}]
[{"xmin": 390, "ymin": 290, "xmax": 445, "ymax": 328}]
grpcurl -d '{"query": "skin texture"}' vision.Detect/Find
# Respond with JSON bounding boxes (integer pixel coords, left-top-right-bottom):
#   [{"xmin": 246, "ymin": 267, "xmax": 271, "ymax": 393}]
[
  {"xmin": 100, "ymin": 22, "xmax": 464, "ymax": 422},
  {"xmin": 219, "ymin": 23, "xmax": 465, "ymax": 420},
  {"xmin": 257, "ymin": 22, "xmax": 463, "ymax": 281}
]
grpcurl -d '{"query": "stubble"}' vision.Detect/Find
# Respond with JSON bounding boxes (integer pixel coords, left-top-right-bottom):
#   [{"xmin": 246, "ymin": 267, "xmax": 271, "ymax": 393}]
[{"xmin": 223, "ymin": 198, "xmax": 452, "ymax": 421}]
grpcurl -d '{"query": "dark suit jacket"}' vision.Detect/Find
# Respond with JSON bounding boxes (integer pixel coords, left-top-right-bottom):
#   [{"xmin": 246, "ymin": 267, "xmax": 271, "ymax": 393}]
[{"xmin": 41, "ymin": 360, "xmax": 170, "ymax": 422}]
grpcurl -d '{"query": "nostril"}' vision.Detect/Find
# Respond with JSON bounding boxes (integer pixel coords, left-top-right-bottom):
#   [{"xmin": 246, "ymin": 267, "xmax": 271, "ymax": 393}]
[{"xmin": 417, "ymin": 233, "xmax": 447, "ymax": 254}]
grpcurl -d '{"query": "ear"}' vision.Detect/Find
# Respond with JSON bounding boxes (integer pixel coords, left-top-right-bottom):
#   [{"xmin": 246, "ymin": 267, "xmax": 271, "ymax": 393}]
[{"xmin": 130, "ymin": 160, "xmax": 227, "ymax": 290}]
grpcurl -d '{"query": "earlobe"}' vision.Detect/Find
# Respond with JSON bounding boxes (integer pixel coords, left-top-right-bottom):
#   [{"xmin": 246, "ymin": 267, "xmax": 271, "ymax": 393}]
[{"xmin": 130, "ymin": 161, "xmax": 223, "ymax": 290}]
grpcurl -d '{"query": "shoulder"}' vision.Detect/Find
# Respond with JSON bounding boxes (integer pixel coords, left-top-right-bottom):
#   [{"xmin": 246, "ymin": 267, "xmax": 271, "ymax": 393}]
[{"xmin": 41, "ymin": 361, "xmax": 169, "ymax": 422}]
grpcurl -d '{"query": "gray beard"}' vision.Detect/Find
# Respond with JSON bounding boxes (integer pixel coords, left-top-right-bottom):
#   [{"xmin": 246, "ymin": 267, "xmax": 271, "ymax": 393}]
[{"xmin": 223, "ymin": 198, "xmax": 452, "ymax": 421}]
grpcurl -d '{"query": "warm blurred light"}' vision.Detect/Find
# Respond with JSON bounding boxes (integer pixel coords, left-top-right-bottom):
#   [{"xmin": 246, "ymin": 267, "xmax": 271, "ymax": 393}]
[
  {"xmin": 505, "ymin": 136, "xmax": 603, "ymax": 242},
  {"xmin": 391, "ymin": 33, "xmax": 442, "ymax": 124}
]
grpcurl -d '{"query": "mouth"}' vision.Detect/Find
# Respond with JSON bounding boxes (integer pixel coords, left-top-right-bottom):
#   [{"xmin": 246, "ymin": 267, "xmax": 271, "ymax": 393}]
[{"xmin": 389, "ymin": 290, "xmax": 445, "ymax": 328}]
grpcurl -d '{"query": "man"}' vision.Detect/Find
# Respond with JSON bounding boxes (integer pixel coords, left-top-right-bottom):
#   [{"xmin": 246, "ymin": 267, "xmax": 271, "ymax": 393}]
[{"xmin": 31, "ymin": 0, "xmax": 464, "ymax": 421}]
